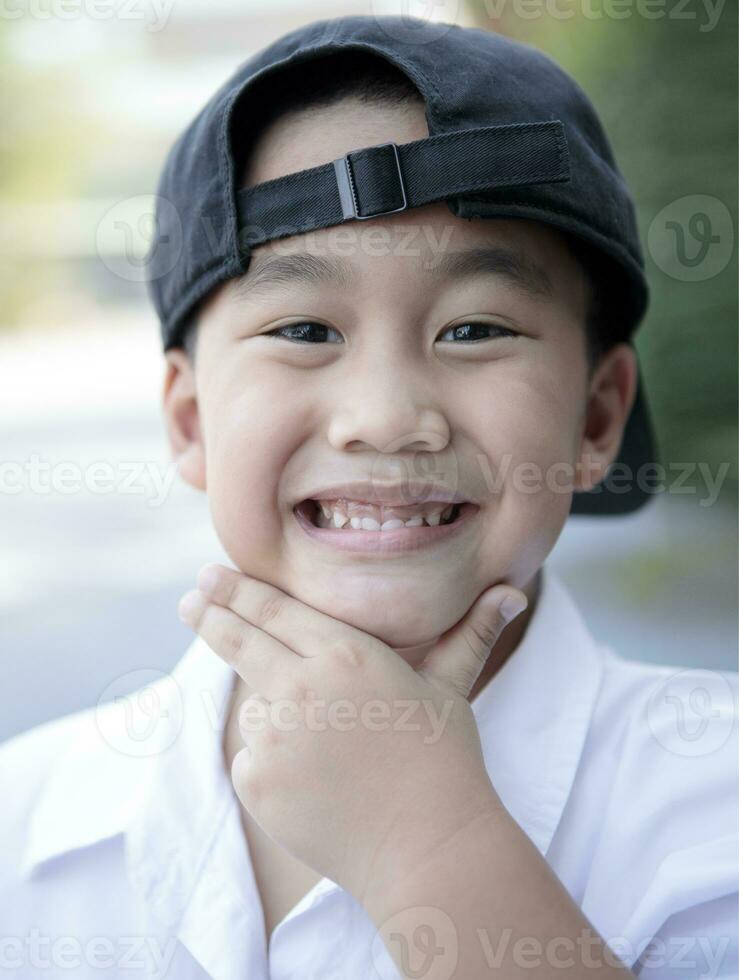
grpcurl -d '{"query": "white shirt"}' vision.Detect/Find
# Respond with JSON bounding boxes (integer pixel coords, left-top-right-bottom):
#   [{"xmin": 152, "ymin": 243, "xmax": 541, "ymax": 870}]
[{"xmin": 1, "ymin": 564, "xmax": 736, "ymax": 979}]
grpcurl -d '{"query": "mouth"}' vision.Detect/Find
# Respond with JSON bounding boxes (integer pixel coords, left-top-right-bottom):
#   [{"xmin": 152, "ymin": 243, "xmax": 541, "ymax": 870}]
[{"xmin": 292, "ymin": 498, "xmax": 479, "ymax": 554}]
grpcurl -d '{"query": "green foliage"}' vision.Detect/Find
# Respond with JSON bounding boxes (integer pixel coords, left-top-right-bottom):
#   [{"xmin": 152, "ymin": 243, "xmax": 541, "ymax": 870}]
[{"xmin": 0, "ymin": 21, "xmax": 103, "ymax": 329}]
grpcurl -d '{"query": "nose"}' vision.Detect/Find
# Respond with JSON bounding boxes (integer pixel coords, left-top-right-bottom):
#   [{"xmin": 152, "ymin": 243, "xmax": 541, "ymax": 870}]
[{"xmin": 326, "ymin": 353, "xmax": 450, "ymax": 454}]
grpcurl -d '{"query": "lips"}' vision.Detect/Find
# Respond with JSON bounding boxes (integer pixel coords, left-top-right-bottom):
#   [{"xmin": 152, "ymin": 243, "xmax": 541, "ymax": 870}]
[{"xmin": 293, "ymin": 479, "xmax": 474, "ymax": 509}]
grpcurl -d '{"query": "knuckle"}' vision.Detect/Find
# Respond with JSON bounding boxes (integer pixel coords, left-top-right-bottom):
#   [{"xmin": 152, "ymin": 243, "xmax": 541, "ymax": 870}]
[
  {"xmin": 223, "ymin": 574, "xmax": 241, "ymax": 609},
  {"xmin": 258, "ymin": 722, "xmax": 281, "ymax": 750},
  {"xmin": 221, "ymin": 623, "xmax": 246, "ymax": 662},
  {"xmin": 286, "ymin": 680, "xmax": 309, "ymax": 707},
  {"xmin": 254, "ymin": 719, "xmax": 282, "ymax": 752},
  {"xmin": 330, "ymin": 642, "xmax": 365, "ymax": 670},
  {"xmin": 452, "ymin": 665, "xmax": 478, "ymax": 694},
  {"xmin": 478, "ymin": 619, "xmax": 500, "ymax": 649},
  {"xmin": 256, "ymin": 593, "xmax": 285, "ymax": 629},
  {"xmin": 461, "ymin": 622, "xmax": 496, "ymax": 665}
]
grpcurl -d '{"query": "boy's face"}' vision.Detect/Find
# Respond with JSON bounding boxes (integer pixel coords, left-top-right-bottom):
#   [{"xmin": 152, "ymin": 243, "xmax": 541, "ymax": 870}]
[{"xmin": 163, "ymin": 98, "xmax": 636, "ymax": 653}]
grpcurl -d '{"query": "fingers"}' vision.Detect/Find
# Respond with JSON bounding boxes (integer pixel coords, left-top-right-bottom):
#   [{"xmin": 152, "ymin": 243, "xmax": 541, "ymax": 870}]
[
  {"xmin": 178, "ymin": 588, "xmax": 303, "ymax": 702},
  {"xmin": 418, "ymin": 586, "xmax": 528, "ymax": 698},
  {"xmin": 194, "ymin": 563, "xmax": 371, "ymax": 661}
]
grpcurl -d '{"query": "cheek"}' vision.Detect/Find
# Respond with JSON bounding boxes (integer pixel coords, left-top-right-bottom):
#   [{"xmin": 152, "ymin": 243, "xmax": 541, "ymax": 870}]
[
  {"xmin": 464, "ymin": 363, "xmax": 583, "ymax": 567},
  {"xmin": 204, "ymin": 381, "xmax": 297, "ymax": 572},
  {"xmin": 474, "ymin": 354, "xmax": 583, "ymax": 465},
  {"xmin": 500, "ymin": 372, "xmax": 582, "ymax": 469}
]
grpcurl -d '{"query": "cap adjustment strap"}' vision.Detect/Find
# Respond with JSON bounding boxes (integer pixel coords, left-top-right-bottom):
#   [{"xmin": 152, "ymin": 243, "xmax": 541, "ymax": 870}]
[
  {"xmin": 334, "ymin": 142, "xmax": 407, "ymax": 220},
  {"xmin": 236, "ymin": 119, "xmax": 569, "ymax": 247}
]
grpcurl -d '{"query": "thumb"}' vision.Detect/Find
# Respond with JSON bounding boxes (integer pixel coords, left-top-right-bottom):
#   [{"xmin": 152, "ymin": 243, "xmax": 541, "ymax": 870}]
[{"xmin": 417, "ymin": 587, "xmax": 529, "ymax": 698}]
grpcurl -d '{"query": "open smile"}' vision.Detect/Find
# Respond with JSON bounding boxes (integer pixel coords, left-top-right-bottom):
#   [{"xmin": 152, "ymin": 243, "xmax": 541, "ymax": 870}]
[{"xmin": 292, "ymin": 499, "xmax": 480, "ymax": 555}]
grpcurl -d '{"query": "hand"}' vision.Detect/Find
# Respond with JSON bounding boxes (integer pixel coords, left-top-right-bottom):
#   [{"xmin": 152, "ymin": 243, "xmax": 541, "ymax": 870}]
[{"xmin": 177, "ymin": 564, "xmax": 528, "ymax": 906}]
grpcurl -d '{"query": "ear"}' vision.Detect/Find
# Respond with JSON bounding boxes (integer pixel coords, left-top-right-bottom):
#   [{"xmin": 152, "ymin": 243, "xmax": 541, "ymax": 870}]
[
  {"xmin": 162, "ymin": 348, "xmax": 206, "ymax": 492},
  {"xmin": 575, "ymin": 342, "xmax": 639, "ymax": 493}
]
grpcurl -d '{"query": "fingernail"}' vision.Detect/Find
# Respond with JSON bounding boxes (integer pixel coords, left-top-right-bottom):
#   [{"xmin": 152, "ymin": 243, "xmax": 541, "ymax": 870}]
[
  {"xmin": 178, "ymin": 589, "xmax": 205, "ymax": 624},
  {"xmin": 197, "ymin": 564, "xmax": 221, "ymax": 597},
  {"xmin": 500, "ymin": 593, "xmax": 528, "ymax": 623}
]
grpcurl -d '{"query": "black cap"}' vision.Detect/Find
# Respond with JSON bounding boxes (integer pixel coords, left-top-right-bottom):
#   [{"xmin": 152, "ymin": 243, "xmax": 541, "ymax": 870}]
[{"xmin": 146, "ymin": 14, "xmax": 659, "ymax": 517}]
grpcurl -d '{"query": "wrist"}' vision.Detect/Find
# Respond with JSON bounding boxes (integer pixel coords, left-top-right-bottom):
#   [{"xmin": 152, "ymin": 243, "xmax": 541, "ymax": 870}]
[{"xmin": 360, "ymin": 788, "xmax": 506, "ymax": 917}]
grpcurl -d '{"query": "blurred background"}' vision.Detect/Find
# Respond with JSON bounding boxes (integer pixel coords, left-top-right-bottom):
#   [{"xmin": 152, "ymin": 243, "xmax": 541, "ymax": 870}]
[{"xmin": 1, "ymin": 0, "xmax": 736, "ymax": 742}]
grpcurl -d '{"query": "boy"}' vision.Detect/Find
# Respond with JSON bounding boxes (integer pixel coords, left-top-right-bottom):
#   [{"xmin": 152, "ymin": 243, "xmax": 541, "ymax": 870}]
[{"xmin": 2, "ymin": 15, "xmax": 736, "ymax": 980}]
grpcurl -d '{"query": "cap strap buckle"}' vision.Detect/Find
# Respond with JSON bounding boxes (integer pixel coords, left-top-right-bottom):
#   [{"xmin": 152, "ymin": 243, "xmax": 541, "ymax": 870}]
[{"xmin": 333, "ymin": 142, "xmax": 407, "ymax": 220}]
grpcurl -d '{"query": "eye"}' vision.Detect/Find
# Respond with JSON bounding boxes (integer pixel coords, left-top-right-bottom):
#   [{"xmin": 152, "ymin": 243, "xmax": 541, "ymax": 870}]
[
  {"xmin": 437, "ymin": 322, "xmax": 520, "ymax": 343},
  {"xmin": 266, "ymin": 321, "xmax": 343, "ymax": 344},
  {"xmin": 264, "ymin": 320, "xmax": 519, "ymax": 345}
]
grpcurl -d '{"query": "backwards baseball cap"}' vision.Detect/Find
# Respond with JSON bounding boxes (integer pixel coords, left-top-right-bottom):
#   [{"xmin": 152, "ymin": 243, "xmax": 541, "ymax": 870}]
[{"xmin": 146, "ymin": 14, "xmax": 659, "ymax": 517}]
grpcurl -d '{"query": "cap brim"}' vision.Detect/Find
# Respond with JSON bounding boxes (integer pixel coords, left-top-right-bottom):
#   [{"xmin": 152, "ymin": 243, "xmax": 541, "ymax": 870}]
[{"xmin": 570, "ymin": 355, "xmax": 659, "ymax": 517}]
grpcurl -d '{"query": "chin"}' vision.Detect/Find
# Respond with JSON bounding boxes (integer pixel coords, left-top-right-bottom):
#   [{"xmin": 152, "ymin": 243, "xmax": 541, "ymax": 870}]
[{"xmin": 301, "ymin": 588, "xmax": 457, "ymax": 650}]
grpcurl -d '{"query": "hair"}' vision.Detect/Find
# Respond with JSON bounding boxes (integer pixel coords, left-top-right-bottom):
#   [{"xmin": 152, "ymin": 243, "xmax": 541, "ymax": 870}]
[{"xmin": 180, "ymin": 50, "xmax": 621, "ymax": 373}]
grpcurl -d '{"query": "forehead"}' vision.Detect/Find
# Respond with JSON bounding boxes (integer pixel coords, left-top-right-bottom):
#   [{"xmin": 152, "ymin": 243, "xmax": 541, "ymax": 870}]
[{"xmin": 227, "ymin": 208, "xmax": 585, "ymax": 315}]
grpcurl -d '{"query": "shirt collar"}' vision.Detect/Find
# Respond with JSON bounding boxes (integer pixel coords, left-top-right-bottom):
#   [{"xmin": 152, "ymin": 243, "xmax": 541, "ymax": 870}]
[
  {"xmin": 469, "ymin": 562, "xmax": 606, "ymax": 855},
  {"xmin": 21, "ymin": 563, "xmax": 605, "ymax": 967},
  {"xmin": 20, "ymin": 632, "xmax": 238, "ymax": 882}
]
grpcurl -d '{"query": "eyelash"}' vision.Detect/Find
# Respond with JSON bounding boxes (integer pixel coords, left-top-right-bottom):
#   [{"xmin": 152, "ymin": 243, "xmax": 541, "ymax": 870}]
[{"xmin": 265, "ymin": 321, "xmax": 520, "ymax": 344}]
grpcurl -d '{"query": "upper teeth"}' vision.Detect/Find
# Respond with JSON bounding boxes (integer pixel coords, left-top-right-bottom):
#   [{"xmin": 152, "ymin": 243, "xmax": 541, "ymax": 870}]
[{"xmin": 314, "ymin": 499, "xmax": 457, "ymax": 530}]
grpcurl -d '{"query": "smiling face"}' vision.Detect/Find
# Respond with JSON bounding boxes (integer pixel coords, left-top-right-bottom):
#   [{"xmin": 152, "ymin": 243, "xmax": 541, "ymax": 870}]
[{"xmin": 163, "ymin": 97, "xmax": 637, "ymax": 653}]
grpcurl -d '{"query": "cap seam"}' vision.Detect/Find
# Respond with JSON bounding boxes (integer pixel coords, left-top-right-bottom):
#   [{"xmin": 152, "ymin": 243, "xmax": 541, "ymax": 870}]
[{"xmin": 217, "ymin": 88, "xmax": 240, "ymax": 276}]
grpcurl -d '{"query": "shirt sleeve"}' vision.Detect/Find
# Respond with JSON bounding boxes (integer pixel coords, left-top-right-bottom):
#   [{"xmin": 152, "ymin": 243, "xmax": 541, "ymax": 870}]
[
  {"xmin": 617, "ymin": 828, "xmax": 738, "ymax": 978},
  {"xmin": 632, "ymin": 890, "xmax": 738, "ymax": 979}
]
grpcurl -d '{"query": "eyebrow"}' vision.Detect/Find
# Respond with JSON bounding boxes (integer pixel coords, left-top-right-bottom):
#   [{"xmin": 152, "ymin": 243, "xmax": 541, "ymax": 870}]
[{"xmin": 230, "ymin": 244, "xmax": 554, "ymax": 302}]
